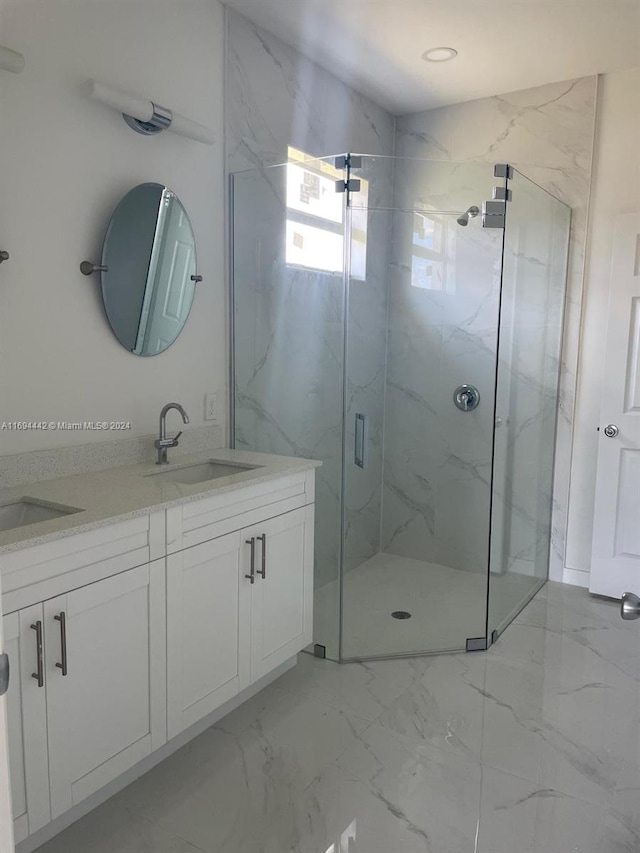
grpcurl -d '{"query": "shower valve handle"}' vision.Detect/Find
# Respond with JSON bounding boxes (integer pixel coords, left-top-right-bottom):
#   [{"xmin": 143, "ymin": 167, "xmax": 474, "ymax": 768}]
[{"xmin": 454, "ymin": 384, "xmax": 480, "ymax": 412}]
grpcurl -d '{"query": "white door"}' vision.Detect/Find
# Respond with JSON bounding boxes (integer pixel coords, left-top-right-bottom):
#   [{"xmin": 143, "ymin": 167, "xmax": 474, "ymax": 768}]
[
  {"xmin": 246, "ymin": 506, "xmax": 314, "ymax": 681},
  {"xmin": 4, "ymin": 606, "xmax": 50, "ymax": 843},
  {"xmin": 0, "ymin": 577, "xmax": 15, "ymax": 853},
  {"xmin": 138, "ymin": 191, "xmax": 196, "ymax": 355},
  {"xmin": 166, "ymin": 531, "xmax": 251, "ymax": 739},
  {"xmin": 44, "ymin": 562, "xmax": 166, "ymax": 818},
  {"xmin": 591, "ymin": 213, "xmax": 640, "ymax": 598}
]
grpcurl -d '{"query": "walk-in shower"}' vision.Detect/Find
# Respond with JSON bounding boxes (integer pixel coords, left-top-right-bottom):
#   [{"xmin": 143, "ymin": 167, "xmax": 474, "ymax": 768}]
[{"xmin": 231, "ymin": 152, "xmax": 570, "ymax": 662}]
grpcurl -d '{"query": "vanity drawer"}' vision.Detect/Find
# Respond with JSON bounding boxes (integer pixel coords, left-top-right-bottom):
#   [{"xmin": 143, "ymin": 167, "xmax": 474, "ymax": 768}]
[
  {"xmin": 167, "ymin": 470, "xmax": 314, "ymax": 553},
  {"xmin": 1, "ymin": 512, "xmax": 164, "ymax": 614}
]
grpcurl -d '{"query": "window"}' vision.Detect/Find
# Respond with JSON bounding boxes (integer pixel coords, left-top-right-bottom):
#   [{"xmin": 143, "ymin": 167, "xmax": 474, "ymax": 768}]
[
  {"xmin": 285, "ymin": 147, "xmax": 368, "ymax": 279},
  {"xmin": 410, "ymin": 211, "xmax": 451, "ymax": 291}
]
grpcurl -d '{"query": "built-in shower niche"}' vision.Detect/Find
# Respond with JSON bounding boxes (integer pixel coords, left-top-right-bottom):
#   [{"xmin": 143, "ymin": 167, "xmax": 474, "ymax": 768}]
[{"xmin": 232, "ymin": 153, "xmax": 570, "ymax": 661}]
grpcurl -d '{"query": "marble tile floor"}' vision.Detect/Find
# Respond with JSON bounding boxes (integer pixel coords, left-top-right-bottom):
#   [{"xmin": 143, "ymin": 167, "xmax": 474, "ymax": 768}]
[
  {"xmin": 319, "ymin": 551, "xmax": 542, "ymax": 658},
  {"xmin": 35, "ymin": 582, "xmax": 639, "ymax": 853}
]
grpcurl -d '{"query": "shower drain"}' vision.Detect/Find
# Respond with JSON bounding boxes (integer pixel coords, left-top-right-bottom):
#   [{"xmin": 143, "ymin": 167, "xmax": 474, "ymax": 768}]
[{"xmin": 391, "ymin": 610, "xmax": 412, "ymax": 620}]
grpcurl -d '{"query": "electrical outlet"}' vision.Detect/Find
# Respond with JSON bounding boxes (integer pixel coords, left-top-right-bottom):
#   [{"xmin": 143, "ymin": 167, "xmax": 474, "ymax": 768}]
[{"xmin": 204, "ymin": 392, "xmax": 218, "ymax": 422}]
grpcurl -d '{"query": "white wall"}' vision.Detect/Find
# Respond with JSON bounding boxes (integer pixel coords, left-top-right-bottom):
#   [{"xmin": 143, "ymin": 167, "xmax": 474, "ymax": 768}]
[
  {"xmin": 0, "ymin": 0, "xmax": 226, "ymax": 456},
  {"xmin": 565, "ymin": 67, "xmax": 640, "ymax": 582}
]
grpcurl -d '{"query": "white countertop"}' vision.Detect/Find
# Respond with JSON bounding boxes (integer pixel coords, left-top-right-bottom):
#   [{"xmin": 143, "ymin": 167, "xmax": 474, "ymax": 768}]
[{"xmin": 0, "ymin": 449, "xmax": 321, "ymax": 555}]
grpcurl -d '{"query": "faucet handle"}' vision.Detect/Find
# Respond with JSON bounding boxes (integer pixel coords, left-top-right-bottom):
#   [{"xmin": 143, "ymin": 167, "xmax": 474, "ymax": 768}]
[{"xmin": 173, "ymin": 431, "xmax": 183, "ymax": 445}]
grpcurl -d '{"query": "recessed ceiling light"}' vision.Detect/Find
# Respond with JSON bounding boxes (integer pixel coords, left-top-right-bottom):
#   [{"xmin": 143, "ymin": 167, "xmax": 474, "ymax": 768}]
[{"xmin": 422, "ymin": 47, "xmax": 458, "ymax": 63}]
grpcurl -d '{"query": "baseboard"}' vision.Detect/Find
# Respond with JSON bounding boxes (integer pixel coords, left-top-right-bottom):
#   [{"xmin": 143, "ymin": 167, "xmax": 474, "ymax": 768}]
[
  {"xmin": 16, "ymin": 656, "xmax": 298, "ymax": 853},
  {"xmin": 562, "ymin": 567, "xmax": 590, "ymax": 589}
]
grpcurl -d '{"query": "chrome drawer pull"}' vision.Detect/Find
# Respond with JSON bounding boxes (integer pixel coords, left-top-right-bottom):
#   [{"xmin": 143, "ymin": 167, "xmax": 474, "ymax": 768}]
[
  {"xmin": 257, "ymin": 533, "xmax": 266, "ymax": 579},
  {"xmin": 54, "ymin": 612, "xmax": 68, "ymax": 676},
  {"xmin": 30, "ymin": 621, "xmax": 44, "ymax": 687},
  {"xmin": 245, "ymin": 537, "xmax": 256, "ymax": 584}
]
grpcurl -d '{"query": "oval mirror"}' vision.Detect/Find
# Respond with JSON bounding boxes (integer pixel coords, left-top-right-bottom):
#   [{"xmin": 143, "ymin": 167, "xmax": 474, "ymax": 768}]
[{"xmin": 100, "ymin": 183, "xmax": 198, "ymax": 356}]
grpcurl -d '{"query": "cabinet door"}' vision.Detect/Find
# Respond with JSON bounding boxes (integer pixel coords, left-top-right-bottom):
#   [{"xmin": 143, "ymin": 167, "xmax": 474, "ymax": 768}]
[
  {"xmin": 166, "ymin": 531, "xmax": 250, "ymax": 739},
  {"xmin": 5, "ymin": 605, "xmax": 50, "ymax": 842},
  {"xmin": 246, "ymin": 505, "xmax": 314, "ymax": 682},
  {"xmin": 44, "ymin": 561, "xmax": 166, "ymax": 819}
]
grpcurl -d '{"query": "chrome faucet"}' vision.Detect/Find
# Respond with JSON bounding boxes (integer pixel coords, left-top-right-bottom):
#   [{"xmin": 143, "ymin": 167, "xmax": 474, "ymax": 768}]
[{"xmin": 155, "ymin": 402, "xmax": 189, "ymax": 464}]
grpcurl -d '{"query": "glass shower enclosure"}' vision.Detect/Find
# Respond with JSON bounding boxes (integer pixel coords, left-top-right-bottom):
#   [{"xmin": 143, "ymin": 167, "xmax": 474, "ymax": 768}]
[{"xmin": 231, "ymin": 152, "xmax": 570, "ymax": 661}]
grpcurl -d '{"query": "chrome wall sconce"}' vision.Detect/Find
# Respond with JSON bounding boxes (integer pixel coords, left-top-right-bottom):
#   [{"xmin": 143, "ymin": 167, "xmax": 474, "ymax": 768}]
[{"xmin": 89, "ymin": 80, "xmax": 214, "ymax": 145}]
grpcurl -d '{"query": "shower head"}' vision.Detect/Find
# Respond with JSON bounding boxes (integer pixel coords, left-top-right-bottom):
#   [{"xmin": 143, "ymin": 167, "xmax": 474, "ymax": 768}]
[{"xmin": 456, "ymin": 205, "xmax": 480, "ymax": 227}]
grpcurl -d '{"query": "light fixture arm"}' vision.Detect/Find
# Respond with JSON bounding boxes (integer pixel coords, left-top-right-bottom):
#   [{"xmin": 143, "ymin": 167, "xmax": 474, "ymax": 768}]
[{"xmin": 89, "ymin": 80, "xmax": 214, "ymax": 145}]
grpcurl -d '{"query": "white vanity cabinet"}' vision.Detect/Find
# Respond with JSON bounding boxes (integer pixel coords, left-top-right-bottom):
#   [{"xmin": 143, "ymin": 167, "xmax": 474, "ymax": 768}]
[
  {"xmin": 166, "ymin": 500, "xmax": 314, "ymax": 738},
  {"xmin": 1, "ymin": 465, "xmax": 315, "ymax": 849},
  {"xmin": 43, "ymin": 561, "xmax": 166, "ymax": 818},
  {"xmin": 244, "ymin": 505, "xmax": 314, "ymax": 682},
  {"xmin": 5, "ymin": 606, "xmax": 50, "ymax": 844},
  {"xmin": 167, "ymin": 531, "xmax": 251, "ymax": 738},
  {"xmin": 4, "ymin": 561, "xmax": 166, "ymax": 834}
]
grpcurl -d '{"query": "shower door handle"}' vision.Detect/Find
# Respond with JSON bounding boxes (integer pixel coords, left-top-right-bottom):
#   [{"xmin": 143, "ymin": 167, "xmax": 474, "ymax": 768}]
[{"xmin": 355, "ymin": 413, "xmax": 368, "ymax": 469}]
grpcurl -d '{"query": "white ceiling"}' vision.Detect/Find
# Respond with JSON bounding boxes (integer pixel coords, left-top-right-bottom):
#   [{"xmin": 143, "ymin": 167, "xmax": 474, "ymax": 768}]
[{"xmin": 224, "ymin": 0, "xmax": 640, "ymax": 114}]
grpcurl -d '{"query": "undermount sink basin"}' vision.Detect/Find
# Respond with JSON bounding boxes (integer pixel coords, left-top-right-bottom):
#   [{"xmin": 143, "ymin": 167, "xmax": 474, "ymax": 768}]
[
  {"xmin": 0, "ymin": 499, "xmax": 82, "ymax": 533},
  {"xmin": 146, "ymin": 460, "xmax": 261, "ymax": 485}
]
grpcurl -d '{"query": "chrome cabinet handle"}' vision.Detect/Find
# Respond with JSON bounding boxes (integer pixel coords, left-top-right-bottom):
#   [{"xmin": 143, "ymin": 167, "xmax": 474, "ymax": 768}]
[
  {"xmin": 257, "ymin": 533, "xmax": 267, "ymax": 579},
  {"xmin": 30, "ymin": 621, "xmax": 44, "ymax": 687},
  {"xmin": 245, "ymin": 537, "xmax": 256, "ymax": 584},
  {"xmin": 54, "ymin": 612, "xmax": 68, "ymax": 676}
]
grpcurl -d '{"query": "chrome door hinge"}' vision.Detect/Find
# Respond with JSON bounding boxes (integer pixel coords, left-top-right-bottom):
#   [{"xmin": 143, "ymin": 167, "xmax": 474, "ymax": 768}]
[
  {"xmin": 334, "ymin": 154, "xmax": 362, "ymax": 170},
  {"xmin": 492, "ymin": 186, "xmax": 512, "ymax": 202},
  {"xmin": 466, "ymin": 637, "xmax": 488, "ymax": 652},
  {"xmin": 0, "ymin": 652, "xmax": 9, "ymax": 696},
  {"xmin": 482, "ymin": 200, "xmax": 506, "ymax": 229},
  {"xmin": 335, "ymin": 178, "xmax": 361, "ymax": 193},
  {"xmin": 334, "ymin": 153, "xmax": 362, "ymax": 193},
  {"xmin": 483, "ymin": 164, "xmax": 513, "ymax": 228},
  {"xmin": 494, "ymin": 164, "xmax": 513, "ymax": 179}
]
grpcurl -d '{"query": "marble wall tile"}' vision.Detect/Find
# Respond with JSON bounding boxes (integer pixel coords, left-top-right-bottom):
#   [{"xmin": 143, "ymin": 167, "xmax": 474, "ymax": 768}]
[
  {"xmin": 394, "ymin": 76, "xmax": 596, "ymax": 581},
  {"xmin": 380, "ymin": 162, "xmax": 504, "ymax": 573},
  {"xmin": 226, "ymin": 9, "xmax": 394, "ymax": 175}
]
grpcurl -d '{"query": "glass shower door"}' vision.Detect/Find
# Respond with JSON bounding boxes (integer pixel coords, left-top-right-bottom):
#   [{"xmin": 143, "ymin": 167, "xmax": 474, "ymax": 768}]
[
  {"xmin": 231, "ymin": 153, "xmax": 349, "ymax": 661},
  {"xmin": 340, "ymin": 157, "xmax": 503, "ymax": 659},
  {"xmin": 488, "ymin": 169, "xmax": 571, "ymax": 639}
]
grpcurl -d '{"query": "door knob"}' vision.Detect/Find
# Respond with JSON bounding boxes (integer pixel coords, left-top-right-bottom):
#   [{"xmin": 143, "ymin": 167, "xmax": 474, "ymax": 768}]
[
  {"xmin": 621, "ymin": 592, "xmax": 640, "ymax": 620},
  {"xmin": 603, "ymin": 424, "xmax": 619, "ymax": 438}
]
